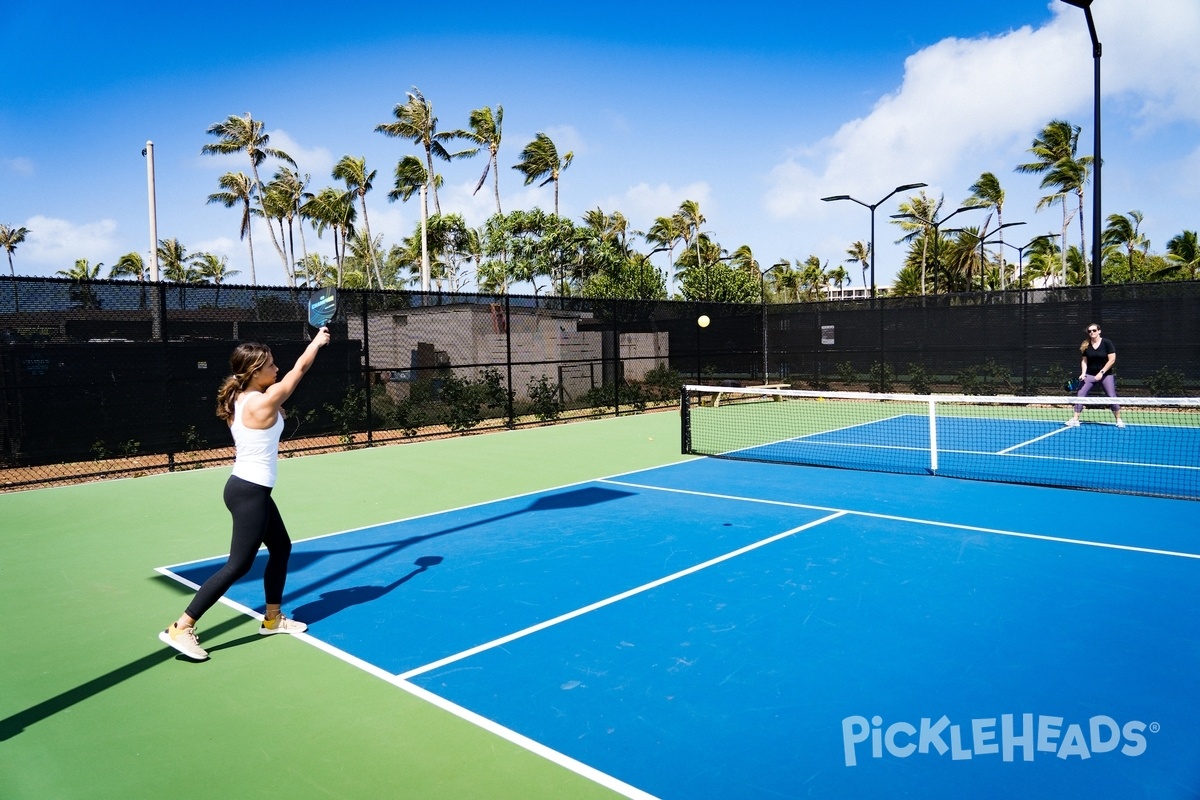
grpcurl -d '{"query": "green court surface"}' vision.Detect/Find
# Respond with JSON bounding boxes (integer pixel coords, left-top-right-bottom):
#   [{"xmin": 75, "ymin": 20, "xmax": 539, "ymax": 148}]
[{"xmin": 0, "ymin": 412, "xmax": 687, "ymax": 799}]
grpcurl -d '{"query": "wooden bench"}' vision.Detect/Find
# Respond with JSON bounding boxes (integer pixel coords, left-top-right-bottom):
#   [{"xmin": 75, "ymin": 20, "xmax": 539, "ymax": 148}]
[{"xmin": 710, "ymin": 383, "xmax": 791, "ymax": 408}]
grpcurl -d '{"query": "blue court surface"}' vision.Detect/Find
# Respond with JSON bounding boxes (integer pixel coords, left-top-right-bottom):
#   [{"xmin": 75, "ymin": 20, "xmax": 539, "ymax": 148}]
[
  {"xmin": 733, "ymin": 414, "xmax": 1200, "ymax": 500},
  {"xmin": 160, "ymin": 458, "xmax": 1200, "ymax": 799}
]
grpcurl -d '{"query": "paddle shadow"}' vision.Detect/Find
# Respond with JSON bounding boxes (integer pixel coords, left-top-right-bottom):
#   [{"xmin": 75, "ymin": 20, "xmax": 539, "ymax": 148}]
[{"xmin": 292, "ymin": 555, "xmax": 444, "ymax": 623}]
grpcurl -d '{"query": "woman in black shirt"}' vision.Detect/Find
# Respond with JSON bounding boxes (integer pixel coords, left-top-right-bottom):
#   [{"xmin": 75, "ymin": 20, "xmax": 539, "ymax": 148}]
[{"xmin": 1066, "ymin": 323, "xmax": 1124, "ymax": 428}]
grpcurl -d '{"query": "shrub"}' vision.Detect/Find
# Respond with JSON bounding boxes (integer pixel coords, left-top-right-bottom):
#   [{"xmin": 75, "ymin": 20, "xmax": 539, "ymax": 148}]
[
  {"xmin": 867, "ymin": 361, "xmax": 895, "ymax": 393},
  {"xmin": 1146, "ymin": 366, "xmax": 1186, "ymax": 397},
  {"xmin": 955, "ymin": 366, "xmax": 980, "ymax": 395},
  {"xmin": 527, "ymin": 375, "xmax": 563, "ymax": 422},
  {"xmin": 835, "ymin": 361, "xmax": 857, "ymax": 387},
  {"xmin": 643, "ymin": 363, "xmax": 684, "ymax": 403},
  {"xmin": 906, "ymin": 363, "xmax": 930, "ymax": 395}
]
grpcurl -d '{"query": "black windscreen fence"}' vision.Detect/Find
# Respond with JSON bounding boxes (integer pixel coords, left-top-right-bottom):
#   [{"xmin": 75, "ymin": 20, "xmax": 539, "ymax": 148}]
[{"xmin": 1, "ymin": 276, "xmax": 1196, "ymax": 488}]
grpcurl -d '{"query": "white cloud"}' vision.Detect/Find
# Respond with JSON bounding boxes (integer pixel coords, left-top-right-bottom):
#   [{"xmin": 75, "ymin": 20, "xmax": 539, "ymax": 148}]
[
  {"xmin": 193, "ymin": 128, "xmax": 334, "ymax": 180},
  {"xmin": 4, "ymin": 157, "xmax": 35, "ymax": 177},
  {"xmin": 758, "ymin": 0, "xmax": 1200, "ymax": 282},
  {"xmin": 267, "ymin": 129, "xmax": 335, "ymax": 179},
  {"xmin": 606, "ymin": 181, "xmax": 712, "ymax": 231},
  {"xmin": 22, "ymin": 215, "xmax": 120, "ymax": 267}
]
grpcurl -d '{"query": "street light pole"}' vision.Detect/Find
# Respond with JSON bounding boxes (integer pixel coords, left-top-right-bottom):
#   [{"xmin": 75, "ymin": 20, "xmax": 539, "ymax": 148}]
[
  {"xmin": 822, "ymin": 182, "xmax": 926, "ymax": 306},
  {"xmin": 999, "ymin": 234, "xmax": 1060, "ymax": 289},
  {"xmin": 1061, "ymin": 0, "xmax": 1102, "ymax": 286},
  {"xmin": 759, "ymin": 263, "xmax": 782, "ymax": 382}
]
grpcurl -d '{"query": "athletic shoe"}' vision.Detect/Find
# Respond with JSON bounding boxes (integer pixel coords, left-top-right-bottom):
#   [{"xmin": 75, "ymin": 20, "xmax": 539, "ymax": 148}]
[
  {"xmin": 159, "ymin": 623, "xmax": 209, "ymax": 660},
  {"xmin": 259, "ymin": 613, "xmax": 307, "ymax": 635},
  {"xmin": 1064, "ymin": 418, "xmax": 1080, "ymax": 427},
  {"xmin": 1116, "ymin": 419, "xmax": 1126, "ymax": 428}
]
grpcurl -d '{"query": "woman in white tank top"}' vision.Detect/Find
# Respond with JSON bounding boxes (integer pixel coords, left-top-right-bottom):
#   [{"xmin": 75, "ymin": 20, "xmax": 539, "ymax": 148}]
[{"xmin": 159, "ymin": 328, "xmax": 330, "ymax": 660}]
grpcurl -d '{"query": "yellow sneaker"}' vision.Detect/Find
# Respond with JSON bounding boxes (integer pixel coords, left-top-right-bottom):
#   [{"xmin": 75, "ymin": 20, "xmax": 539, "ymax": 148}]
[
  {"xmin": 158, "ymin": 623, "xmax": 209, "ymax": 660},
  {"xmin": 259, "ymin": 613, "xmax": 307, "ymax": 636}
]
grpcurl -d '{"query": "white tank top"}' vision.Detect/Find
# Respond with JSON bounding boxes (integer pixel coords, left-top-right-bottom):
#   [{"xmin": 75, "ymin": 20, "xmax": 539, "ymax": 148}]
[{"xmin": 229, "ymin": 395, "xmax": 284, "ymax": 487}]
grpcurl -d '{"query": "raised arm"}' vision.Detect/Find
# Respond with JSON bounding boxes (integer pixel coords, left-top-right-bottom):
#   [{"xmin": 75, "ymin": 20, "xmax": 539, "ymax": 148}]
[{"xmin": 245, "ymin": 329, "xmax": 330, "ymax": 424}]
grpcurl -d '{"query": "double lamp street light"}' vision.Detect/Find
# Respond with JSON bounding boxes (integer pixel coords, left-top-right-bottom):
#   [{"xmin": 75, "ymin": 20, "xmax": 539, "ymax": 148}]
[{"xmin": 821, "ymin": 183, "xmax": 927, "ymax": 304}]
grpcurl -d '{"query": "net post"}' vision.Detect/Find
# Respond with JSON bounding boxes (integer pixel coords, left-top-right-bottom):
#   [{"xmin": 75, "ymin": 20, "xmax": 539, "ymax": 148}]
[
  {"xmin": 928, "ymin": 397, "xmax": 938, "ymax": 474},
  {"xmin": 680, "ymin": 387, "xmax": 692, "ymax": 454}
]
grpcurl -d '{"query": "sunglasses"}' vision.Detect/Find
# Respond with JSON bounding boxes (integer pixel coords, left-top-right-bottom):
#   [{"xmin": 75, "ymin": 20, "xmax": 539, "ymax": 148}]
[{"xmin": 1087, "ymin": 328, "xmax": 1099, "ymax": 332}]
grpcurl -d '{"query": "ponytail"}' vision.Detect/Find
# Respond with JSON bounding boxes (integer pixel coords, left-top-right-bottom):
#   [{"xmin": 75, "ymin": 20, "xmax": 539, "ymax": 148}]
[{"xmin": 216, "ymin": 342, "xmax": 272, "ymax": 423}]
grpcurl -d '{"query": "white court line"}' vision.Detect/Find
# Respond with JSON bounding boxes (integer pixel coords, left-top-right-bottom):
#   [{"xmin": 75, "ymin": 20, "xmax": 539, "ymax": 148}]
[
  {"xmin": 289, "ymin": 632, "xmax": 661, "ymax": 800},
  {"xmin": 599, "ymin": 478, "xmax": 1200, "ymax": 561},
  {"xmin": 998, "ymin": 425, "xmax": 1072, "ymax": 454},
  {"xmin": 397, "ymin": 511, "xmax": 846, "ymax": 680}
]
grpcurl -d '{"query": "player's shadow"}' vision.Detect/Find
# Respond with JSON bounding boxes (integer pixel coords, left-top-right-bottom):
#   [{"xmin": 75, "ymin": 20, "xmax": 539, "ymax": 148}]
[
  {"xmin": 171, "ymin": 485, "xmax": 635, "ymax": 608},
  {"xmin": 291, "ymin": 555, "xmax": 443, "ymax": 623}
]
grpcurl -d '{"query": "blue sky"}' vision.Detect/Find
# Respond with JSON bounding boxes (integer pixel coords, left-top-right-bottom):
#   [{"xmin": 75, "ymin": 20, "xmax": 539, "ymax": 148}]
[{"xmin": 2, "ymin": 0, "xmax": 1197, "ymax": 291}]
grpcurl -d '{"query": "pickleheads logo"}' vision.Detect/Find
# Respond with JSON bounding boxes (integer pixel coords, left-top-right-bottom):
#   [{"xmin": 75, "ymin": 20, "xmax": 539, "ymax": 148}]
[{"xmin": 842, "ymin": 714, "xmax": 1156, "ymax": 767}]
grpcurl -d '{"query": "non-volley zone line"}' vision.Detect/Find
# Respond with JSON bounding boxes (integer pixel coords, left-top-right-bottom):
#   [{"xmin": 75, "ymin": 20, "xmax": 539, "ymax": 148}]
[
  {"xmin": 396, "ymin": 510, "xmax": 848, "ymax": 681},
  {"xmin": 599, "ymin": 478, "xmax": 1200, "ymax": 562}
]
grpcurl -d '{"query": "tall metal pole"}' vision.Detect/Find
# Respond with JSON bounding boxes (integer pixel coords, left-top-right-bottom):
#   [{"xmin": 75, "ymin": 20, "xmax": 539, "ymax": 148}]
[
  {"xmin": 1061, "ymin": 0, "xmax": 1102, "ymax": 286},
  {"xmin": 420, "ymin": 183, "xmax": 430, "ymax": 292},
  {"xmin": 143, "ymin": 141, "xmax": 159, "ymax": 282}
]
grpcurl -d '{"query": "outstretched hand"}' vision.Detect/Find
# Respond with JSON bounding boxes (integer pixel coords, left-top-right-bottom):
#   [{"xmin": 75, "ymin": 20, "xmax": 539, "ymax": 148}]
[{"xmin": 313, "ymin": 327, "xmax": 331, "ymax": 348}]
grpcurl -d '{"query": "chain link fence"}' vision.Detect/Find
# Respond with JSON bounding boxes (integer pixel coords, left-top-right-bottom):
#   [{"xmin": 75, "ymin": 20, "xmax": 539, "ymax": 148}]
[{"xmin": 2, "ymin": 277, "xmax": 1196, "ymax": 490}]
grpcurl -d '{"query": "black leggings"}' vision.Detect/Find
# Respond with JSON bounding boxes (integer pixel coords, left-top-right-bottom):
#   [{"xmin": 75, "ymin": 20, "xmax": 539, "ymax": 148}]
[{"xmin": 185, "ymin": 475, "xmax": 292, "ymax": 622}]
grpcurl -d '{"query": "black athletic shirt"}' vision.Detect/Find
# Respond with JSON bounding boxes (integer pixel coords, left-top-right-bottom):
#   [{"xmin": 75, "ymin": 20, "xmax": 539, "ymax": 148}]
[{"xmin": 1083, "ymin": 338, "xmax": 1116, "ymax": 376}]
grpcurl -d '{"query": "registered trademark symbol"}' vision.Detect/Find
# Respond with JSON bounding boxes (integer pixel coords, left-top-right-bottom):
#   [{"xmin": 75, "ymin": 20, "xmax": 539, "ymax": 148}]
[{"xmin": 1149, "ymin": 722, "xmax": 1161, "ymax": 734}]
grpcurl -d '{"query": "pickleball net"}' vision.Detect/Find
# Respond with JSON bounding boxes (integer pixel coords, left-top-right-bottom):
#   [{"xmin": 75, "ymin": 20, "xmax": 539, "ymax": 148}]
[{"xmin": 681, "ymin": 385, "xmax": 1200, "ymax": 501}]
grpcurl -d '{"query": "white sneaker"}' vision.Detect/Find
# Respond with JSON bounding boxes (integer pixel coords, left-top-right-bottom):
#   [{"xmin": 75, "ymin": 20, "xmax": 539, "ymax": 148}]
[
  {"xmin": 159, "ymin": 623, "xmax": 209, "ymax": 660},
  {"xmin": 259, "ymin": 613, "xmax": 307, "ymax": 635},
  {"xmin": 1064, "ymin": 418, "xmax": 1080, "ymax": 427},
  {"xmin": 1115, "ymin": 419, "xmax": 1126, "ymax": 428}
]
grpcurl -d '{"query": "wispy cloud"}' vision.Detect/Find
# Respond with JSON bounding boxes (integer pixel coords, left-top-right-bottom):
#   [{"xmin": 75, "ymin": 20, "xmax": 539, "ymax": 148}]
[
  {"xmin": 21, "ymin": 216, "xmax": 120, "ymax": 268},
  {"xmin": 3, "ymin": 157, "xmax": 35, "ymax": 177}
]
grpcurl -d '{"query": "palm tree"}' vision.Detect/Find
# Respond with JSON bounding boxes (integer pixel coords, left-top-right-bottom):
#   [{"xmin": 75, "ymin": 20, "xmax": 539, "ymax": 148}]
[
  {"xmin": 1, "ymin": 223, "xmax": 30, "ymax": 313},
  {"xmin": 645, "ymin": 214, "xmax": 687, "ymax": 270},
  {"xmin": 845, "ymin": 240, "xmax": 871, "ymax": 290},
  {"xmin": 1163, "ymin": 230, "xmax": 1199, "ymax": 279},
  {"xmin": 458, "ymin": 105, "xmax": 504, "ymax": 214},
  {"xmin": 58, "ymin": 259, "xmax": 101, "ymax": 308},
  {"xmin": 201, "ymin": 112, "xmax": 296, "ymax": 285},
  {"xmin": 333, "ymin": 155, "xmax": 384, "ymax": 289},
  {"xmin": 674, "ymin": 200, "xmax": 708, "ymax": 275},
  {"xmin": 57, "ymin": 258, "xmax": 101, "ymax": 280},
  {"xmin": 512, "ymin": 132, "xmax": 573, "ymax": 216},
  {"xmin": 1016, "ymin": 120, "xmax": 1092, "ymax": 282},
  {"xmin": 375, "ymin": 87, "xmax": 465, "ymax": 215},
  {"xmin": 827, "ymin": 264, "xmax": 851, "ymax": 294},
  {"xmin": 1, "ymin": 223, "xmax": 29, "ymax": 278},
  {"xmin": 891, "ymin": 191, "xmax": 943, "ymax": 294},
  {"xmin": 798, "ymin": 256, "xmax": 829, "ymax": 301},
  {"xmin": 768, "ymin": 259, "xmax": 801, "ymax": 303},
  {"xmin": 193, "ymin": 252, "xmax": 239, "ymax": 306},
  {"xmin": 965, "ymin": 172, "xmax": 1007, "ymax": 286},
  {"xmin": 207, "ymin": 171, "xmax": 258, "ymax": 284},
  {"xmin": 1102, "ymin": 210, "xmax": 1148, "ymax": 278},
  {"xmin": 728, "ymin": 245, "xmax": 760, "ymax": 280},
  {"xmin": 264, "ymin": 168, "xmax": 312, "ymax": 281},
  {"xmin": 109, "ymin": 252, "xmax": 147, "ymax": 281},
  {"xmin": 109, "ymin": 251, "xmax": 148, "ymax": 309},
  {"xmin": 301, "ymin": 188, "xmax": 356, "ymax": 286}
]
